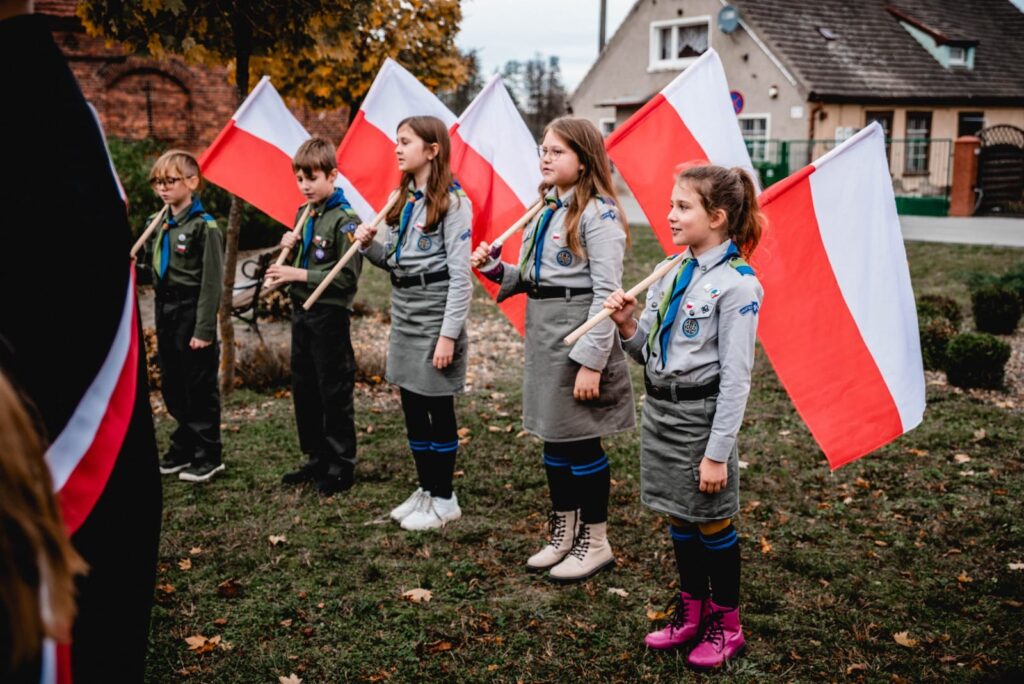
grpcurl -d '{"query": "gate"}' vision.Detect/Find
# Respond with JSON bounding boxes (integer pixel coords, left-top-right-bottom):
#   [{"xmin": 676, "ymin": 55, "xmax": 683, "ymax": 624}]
[{"xmin": 976, "ymin": 125, "xmax": 1024, "ymax": 215}]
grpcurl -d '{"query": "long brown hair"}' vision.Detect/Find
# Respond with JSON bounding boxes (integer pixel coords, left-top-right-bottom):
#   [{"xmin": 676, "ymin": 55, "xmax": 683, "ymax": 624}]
[
  {"xmin": 386, "ymin": 116, "xmax": 455, "ymax": 232},
  {"xmin": 676, "ymin": 164, "xmax": 764, "ymax": 258},
  {"xmin": 0, "ymin": 373, "xmax": 86, "ymax": 675},
  {"xmin": 539, "ymin": 117, "xmax": 629, "ymax": 257}
]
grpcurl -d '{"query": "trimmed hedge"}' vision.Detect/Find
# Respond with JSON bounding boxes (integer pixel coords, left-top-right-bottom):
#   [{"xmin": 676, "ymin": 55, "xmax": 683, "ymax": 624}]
[
  {"xmin": 917, "ymin": 294, "xmax": 962, "ymax": 328},
  {"xmin": 971, "ymin": 284, "xmax": 1022, "ymax": 335},
  {"xmin": 944, "ymin": 332, "xmax": 1011, "ymax": 389},
  {"xmin": 920, "ymin": 317, "xmax": 957, "ymax": 371}
]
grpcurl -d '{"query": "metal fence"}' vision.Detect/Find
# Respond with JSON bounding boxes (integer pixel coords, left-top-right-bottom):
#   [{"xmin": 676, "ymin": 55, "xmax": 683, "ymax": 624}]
[{"xmin": 747, "ymin": 138, "xmax": 953, "ymax": 198}]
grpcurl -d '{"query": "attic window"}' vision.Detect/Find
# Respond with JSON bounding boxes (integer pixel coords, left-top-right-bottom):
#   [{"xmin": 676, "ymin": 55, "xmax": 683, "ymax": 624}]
[
  {"xmin": 885, "ymin": 5, "xmax": 976, "ymax": 70},
  {"xmin": 818, "ymin": 27, "xmax": 837, "ymax": 40},
  {"xmin": 948, "ymin": 46, "xmax": 966, "ymax": 66}
]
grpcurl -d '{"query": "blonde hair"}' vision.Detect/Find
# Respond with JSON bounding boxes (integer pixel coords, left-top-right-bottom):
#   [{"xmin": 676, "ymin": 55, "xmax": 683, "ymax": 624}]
[
  {"xmin": 0, "ymin": 373, "xmax": 86, "ymax": 674},
  {"xmin": 148, "ymin": 149, "xmax": 201, "ymax": 186}
]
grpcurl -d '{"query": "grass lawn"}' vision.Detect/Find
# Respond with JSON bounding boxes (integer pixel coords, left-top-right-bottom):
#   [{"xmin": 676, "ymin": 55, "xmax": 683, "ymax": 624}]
[{"xmin": 147, "ymin": 228, "xmax": 1024, "ymax": 682}]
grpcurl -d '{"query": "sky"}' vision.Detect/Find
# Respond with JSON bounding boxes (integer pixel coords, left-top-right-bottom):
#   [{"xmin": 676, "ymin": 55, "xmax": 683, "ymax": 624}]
[{"xmin": 456, "ymin": 0, "xmax": 636, "ymax": 93}]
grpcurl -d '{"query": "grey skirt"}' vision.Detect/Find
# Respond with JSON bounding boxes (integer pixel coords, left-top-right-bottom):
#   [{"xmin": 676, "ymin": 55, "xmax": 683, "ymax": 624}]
[
  {"xmin": 522, "ymin": 293, "xmax": 636, "ymax": 442},
  {"xmin": 640, "ymin": 392, "xmax": 740, "ymax": 523},
  {"xmin": 386, "ymin": 281, "xmax": 468, "ymax": 396}
]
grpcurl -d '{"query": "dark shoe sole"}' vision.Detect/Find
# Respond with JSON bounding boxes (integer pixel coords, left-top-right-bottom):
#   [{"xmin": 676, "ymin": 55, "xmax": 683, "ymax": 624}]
[
  {"xmin": 317, "ymin": 480, "xmax": 354, "ymax": 496},
  {"xmin": 160, "ymin": 463, "xmax": 191, "ymax": 475},
  {"xmin": 179, "ymin": 464, "xmax": 225, "ymax": 483},
  {"xmin": 546, "ymin": 557, "xmax": 616, "ymax": 585}
]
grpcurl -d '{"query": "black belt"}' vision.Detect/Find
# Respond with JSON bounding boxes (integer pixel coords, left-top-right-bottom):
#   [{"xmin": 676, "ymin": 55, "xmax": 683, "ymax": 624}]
[
  {"xmin": 155, "ymin": 285, "xmax": 200, "ymax": 303},
  {"xmin": 390, "ymin": 270, "xmax": 450, "ymax": 289},
  {"xmin": 644, "ymin": 374, "xmax": 719, "ymax": 402},
  {"xmin": 526, "ymin": 285, "xmax": 592, "ymax": 300}
]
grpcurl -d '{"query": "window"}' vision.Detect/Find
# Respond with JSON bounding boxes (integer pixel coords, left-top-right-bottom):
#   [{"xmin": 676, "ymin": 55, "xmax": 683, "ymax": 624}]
[
  {"xmin": 649, "ymin": 17, "xmax": 710, "ymax": 71},
  {"xmin": 738, "ymin": 115, "xmax": 769, "ymax": 162},
  {"xmin": 957, "ymin": 111, "xmax": 984, "ymax": 137},
  {"xmin": 948, "ymin": 46, "xmax": 966, "ymax": 66},
  {"xmin": 905, "ymin": 111, "xmax": 932, "ymax": 174},
  {"xmin": 598, "ymin": 118, "xmax": 616, "ymax": 137},
  {"xmin": 866, "ymin": 110, "xmax": 894, "ymax": 162}
]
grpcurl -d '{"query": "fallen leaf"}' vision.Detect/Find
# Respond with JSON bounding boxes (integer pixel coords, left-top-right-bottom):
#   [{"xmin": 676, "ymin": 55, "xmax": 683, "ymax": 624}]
[
  {"xmin": 453, "ymin": 470, "xmax": 465, "ymax": 478},
  {"xmin": 957, "ymin": 571, "xmax": 973, "ymax": 584},
  {"xmin": 279, "ymin": 675, "xmax": 303, "ymax": 684},
  {"xmin": 156, "ymin": 583, "xmax": 176, "ymax": 595},
  {"xmin": 268, "ymin": 535, "xmax": 287, "ymax": 546},
  {"xmin": 760, "ymin": 536, "xmax": 773, "ymax": 554},
  {"xmin": 487, "ymin": 664, "xmax": 499, "ymax": 672},
  {"xmin": 217, "ymin": 578, "xmax": 243, "ymax": 598},
  {"xmin": 607, "ymin": 588, "xmax": 629, "ymax": 598},
  {"xmin": 646, "ymin": 608, "xmax": 671, "ymax": 621},
  {"xmin": 738, "ymin": 460, "xmax": 749, "ymax": 469},
  {"xmin": 893, "ymin": 631, "xmax": 918, "ymax": 648},
  {"xmin": 424, "ymin": 640, "xmax": 453, "ymax": 654},
  {"xmin": 487, "ymin": 425, "xmax": 503, "ymax": 433},
  {"xmin": 906, "ymin": 448, "xmax": 929, "ymax": 457},
  {"xmin": 178, "ymin": 558, "xmax": 192, "ymax": 571},
  {"xmin": 953, "ymin": 453, "xmax": 971, "ymax": 464},
  {"xmin": 875, "ymin": 540, "xmax": 889, "ymax": 547},
  {"xmin": 778, "ymin": 429, "xmax": 791, "ymax": 436},
  {"xmin": 972, "ymin": 428, "xmax": 986, "ymax": 441},
  {"xmin": 1009, "ymin": 562, "xmax": 1024, "ymax": 571},
  {"xmin": 939, "ymin": 655, "xmax": 958, "ymax": 664},
  {"xmin": 854, "ymin": 477, "xmax": 871, "ymax": 489},
  {"xmin": 213, "ymin": 617, "xmax": 228, "ymax": 626},
  {"xmin": 457, "ymin": 427, "xmax": 471, "ymax": 438},
  {"xmin": 846, "ymin": 663, "xmax": 868, "ymax": 674},
  {"xmin": 184, "ymin": 634, "xmax": 220, "ymax": 654},
  {"xmin": 1002, "ymin": 599, "xmax": 1023, "ymax": 608},
  {"xmin": 280, "ymin": 618, "xmax": 293, "ymax": 628},
  {"xmin": 189, "ymin": 546, "xmax": 203, "ymax": 555},
  {"xmin": 402, "ymin": 588, "xmax": 432, "ymax": 603}
]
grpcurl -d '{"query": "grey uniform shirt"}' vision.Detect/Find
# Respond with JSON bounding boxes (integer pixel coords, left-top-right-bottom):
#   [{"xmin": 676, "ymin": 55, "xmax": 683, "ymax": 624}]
[
  {"xmin": 494, "ymin": 188, "xmax": 627, "ymax": 371},
  {"xmin": 363, "ymin": 187, "xmax": 474, "ymax": 339},
  {"xmin": 621, "ymin": 239, "xmax": 764, "ymax": 462}
]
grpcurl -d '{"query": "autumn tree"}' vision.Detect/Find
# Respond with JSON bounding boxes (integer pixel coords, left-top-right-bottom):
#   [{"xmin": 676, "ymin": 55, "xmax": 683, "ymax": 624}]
[{"xmin": 78, "ymin": 0, "xmax": 467, "ymax": 393}]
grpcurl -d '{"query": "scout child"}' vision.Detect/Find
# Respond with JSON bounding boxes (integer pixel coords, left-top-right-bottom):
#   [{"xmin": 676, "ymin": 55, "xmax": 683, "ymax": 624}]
[
  {"xmin": 147, "ymin": 150, "xmax": 225, "ymax": 482},
  {"xmin": 603, "ymin": 163, "xmax": 763, "ymax": 668},
  {"xmin": 266, "ymin": 137, "xmax": 363, "ymax": 496},
  {"xmin": 354, "ymin": 115, "xmax": 473, "ymax": 531},
  {"xmin": 471, "ymin": 116, "xmax": 635, "ymax": 583}
]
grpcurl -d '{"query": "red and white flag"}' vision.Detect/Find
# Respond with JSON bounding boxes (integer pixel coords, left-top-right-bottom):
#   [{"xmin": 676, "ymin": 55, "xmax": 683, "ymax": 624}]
[
  {"xmin": 753, "ymin": 122, "xmax": 925, "ymax": 468},
  {"xmin": 198, "ymin": 76, "xmax": 308, "ymax": 226},
  {"xmin": 336, "ymin": 58, "xmax": 456, "ymax": 219},
  {"xmin": 605, "ymin": 49, "xmax": 756, "ymax": 252},
  {"xmin": 450, "ymin": 74, "xmax": 541, "ymax": 335}
]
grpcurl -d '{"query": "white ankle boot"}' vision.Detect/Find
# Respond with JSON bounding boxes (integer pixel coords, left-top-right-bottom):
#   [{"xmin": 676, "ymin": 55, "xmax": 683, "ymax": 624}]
[
  {"xmin": 526, "ymin": 510, "xmax": 579, "ymax": 571},
  {"xmin": 548, "ymin": 521, "xmax": 615, "ymax": 583}
]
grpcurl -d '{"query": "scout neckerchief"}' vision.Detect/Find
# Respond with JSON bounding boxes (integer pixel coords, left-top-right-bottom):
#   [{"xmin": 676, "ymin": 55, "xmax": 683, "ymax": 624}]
[
  {"xmin": 519, "ymin": 192, "xmax": 564, "ymax": 283},
  {"xmin": 387, "ymin": 186, "xmax": 425, "ymax": 265},
  {"xmin": 153, "ymin": 197, "xmax": 205, "ymax": 280},
  {"xmin": 294, "ymin": 188, "xmax": 351, "ymax": 268},
  {"xmin": 647, "ymin": 241, "xmax": 741, "ymax": 368}
]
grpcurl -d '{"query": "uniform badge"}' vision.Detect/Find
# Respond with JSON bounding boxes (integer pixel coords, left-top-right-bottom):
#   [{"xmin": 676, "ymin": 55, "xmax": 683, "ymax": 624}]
[
  {"xmin": 314, "ymin": 248, "xmax": 325, "ymax": 261},
  {"xmin": 740, "ymin": 301, "xmax": 760, "ymax": 316},
  {"xmin": 700, "ymin": 303, "xmax": 711, "ymax": 315},
  {"xmin": 682, "ymin": 318, "xmax": 700, "ymax": 338},
  {"xmin": 175, "ymin": 244, "xmax": 187, "ymax": 254},
  {"xmin": 417, "ymin": 235, "xmax": 432, "ymax": 251},
  {"xmin": 556, "ymin": 249, "xmax": 573, "ymax": 267},
  {"xmin": 552, "ymin": 233, "xmax": 561, "ymax": 241},
  {"xmin": 313, "ymin": 235, "xmax": 322, "ymax": 246},
  {"xmin": 459, "ymin": 228, "xmax": 471, "ymax": 241},
  {"xmin": 685, "ymin": 301, "xmax": 696, "ymax": 316},
  {"xmin": 177, "ymin": 234, "xmax": 186, "ymax": 242}
]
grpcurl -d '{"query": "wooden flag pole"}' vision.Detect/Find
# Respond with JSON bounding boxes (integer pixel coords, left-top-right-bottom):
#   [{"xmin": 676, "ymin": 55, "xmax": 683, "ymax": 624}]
[
  {"xmin": 470, "ymin": 200, "xmax": 544, "ymax": 269},
  {"xmin": 563, "ymin": 253, "xmax": 685, "ymax": 346},
  {"xmin": 129, "ymin": 205, "xmax": 169, "ymax": 258},
  {"xmin": 275, "ymin": 203, "xmax": 313, "ymax": 266},
  {"xmin": 302, "ymin": 190, "xmax": 401, "ymax": 311}
]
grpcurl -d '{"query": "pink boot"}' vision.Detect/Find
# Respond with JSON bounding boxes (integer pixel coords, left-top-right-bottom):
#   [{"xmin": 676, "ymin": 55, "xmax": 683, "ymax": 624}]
[
  {"xmin": 644, "ymin": 592, "xmax": 708, "ymax": 650},
  {"xmin": 687, "ymin": 601, "xmax": 745, "ymax": 669}
]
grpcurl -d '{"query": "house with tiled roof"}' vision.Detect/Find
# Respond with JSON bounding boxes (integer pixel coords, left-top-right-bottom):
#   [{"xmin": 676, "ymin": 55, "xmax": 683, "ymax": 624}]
[{"xmin": 570, "ymin": 0, "xmax": 1024, "ymax": 208}]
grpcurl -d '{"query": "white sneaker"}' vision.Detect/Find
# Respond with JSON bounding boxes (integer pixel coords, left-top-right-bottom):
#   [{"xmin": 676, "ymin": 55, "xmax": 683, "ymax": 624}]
[
  {"xmin": 390, "ymin": 487, "xmax": 427, "ymax": 522},
  {"xmin": 401, "ymin": 492, "xmax": 462, "ymax": 531}
]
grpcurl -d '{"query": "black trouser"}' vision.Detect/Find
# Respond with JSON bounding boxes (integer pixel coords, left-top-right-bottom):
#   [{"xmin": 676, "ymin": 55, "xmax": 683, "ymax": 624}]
[
  {"xmin": 291, "ymin": 303, "xmax": 356, "ymax": 472},
  {"xmin": 400, "ymin": 388, "xmax": 458, "ymax": 499},
  {"xmin": 155, "ymin": 295, "xmax": 221, "ymax": 463}
]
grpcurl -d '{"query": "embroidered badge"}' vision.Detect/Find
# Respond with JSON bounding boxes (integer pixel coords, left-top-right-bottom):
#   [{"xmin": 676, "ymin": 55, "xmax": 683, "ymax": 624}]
[
  {"xmin": 552, "ymin": 233, "xmax": 561, "ymax": 241},
  {"xmin": 740, "ymin": 301, "xmax": 760, "ymax": 316},
  {"xmin": 682, "ymin": 318, "xmax": 700, "ymax": 338},
  {"xmin": 341, "ymin": 221, "xmax": 357, "ymax": 234},
  {"xmin": 556, "ymin": 249, "xmax": 573, "ymax": 267},
  {"xmin": 600, "ymin": 209, "xmax": 617, "ymax": 221},
  {"xmin": 177, "ymin": 234, "xmax": 186, "ymax": 242},
  {"xmin": 314, "ymin": 248, "xmax": 326, "ymax": 261},
  {"xmin": 417, "ymin": 235, "xmax": 432, "ymax": 251},
  {"xmin": 700, "ymin": 303, "xmax": 711, "ymax": 315},
  {"xmin": 175, "ymin": 245, "xmax": 187, "ymax": 254},
  {"xmin": 459, "ymin": 228, "xmax": 471, "ymax": 241},
  {"xmin": 313, "ymin": 235, "xmax": 323, "ymax": 246}
]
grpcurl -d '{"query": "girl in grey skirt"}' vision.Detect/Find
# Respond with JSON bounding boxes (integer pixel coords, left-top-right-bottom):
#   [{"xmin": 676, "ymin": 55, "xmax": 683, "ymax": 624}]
[
  {"xmin": 473, "ymin": 117, "xmax": 635, "ymax": 583},
  {"xmin": 604, "ymin": 164, "xmax": 764, "ymax": 669},
  {"xmin": 355, "ymin": 116, "xmax": 472, "ymax": 532}
]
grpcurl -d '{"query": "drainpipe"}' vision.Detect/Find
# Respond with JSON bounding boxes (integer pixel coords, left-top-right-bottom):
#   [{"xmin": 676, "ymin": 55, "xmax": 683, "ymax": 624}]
[{"xmin": 808, "ymin": 99, "xmax": 825, "ymax": 165}]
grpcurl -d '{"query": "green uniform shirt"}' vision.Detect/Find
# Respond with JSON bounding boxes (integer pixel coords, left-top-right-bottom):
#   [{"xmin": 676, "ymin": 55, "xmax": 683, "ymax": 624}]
[
  {"xmin": 146, "ymin": 197, "xmax": 224, "ymax": 341},
  {"xmin": 288, "ymin": 192, "xmax": 362, "ymax": 309}
]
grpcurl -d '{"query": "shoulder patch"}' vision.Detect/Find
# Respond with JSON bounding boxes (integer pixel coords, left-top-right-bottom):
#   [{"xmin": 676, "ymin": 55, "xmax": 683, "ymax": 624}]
[
  {"xmin": 728, "ymin": 256, "xmax": 755, "ymax": 276},
  {"xmin": 339, "ymin": 220, "xmax": 358, "ymax": 234},
  {"xmin": 739, "ymin": 301, "xmax": 760, "ymax": 316},
  {"xmin": 201, "ymin": 213, "xmax": 217, "ymax": 230}
]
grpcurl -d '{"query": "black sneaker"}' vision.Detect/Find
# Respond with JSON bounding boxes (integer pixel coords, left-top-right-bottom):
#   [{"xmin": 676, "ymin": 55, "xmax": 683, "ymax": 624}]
[
  {"xmin": 159, "ymin": 449, "xmax": 192, "ymax": 475},
  {"xmin": 178, "ymin": 461, "xmax": 225, "ymax": 483},
  {"xmin": 281, "ymin": 461, "xmax": 323, "ymax": 486},
  {"xmin": 316, "ymin": 464, "xmax": 354, "ymax": 496}
]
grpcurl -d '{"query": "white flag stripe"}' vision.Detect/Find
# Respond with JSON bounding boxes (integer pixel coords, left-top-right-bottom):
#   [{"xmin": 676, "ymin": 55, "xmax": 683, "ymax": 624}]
[
  {"xmin": 361, "ymin": 58, "xmax": 456, "ymax": 140},
  {"xmin": 455, "ymin": 75, "xmax": 541, "ymax": 206},
  {"xmin": 233, "ymin": 76, "xmax": 310, "ymax": 156},
  {"xmin": 663, "ymin": 50, "xmax": 758, "ymax": 190},
  {"xmin": 809, "ymin": 123, "xmax": 925, "ymax": 431},
  {"xmin": 334, "ymin": 174, "xmax": 375, "ymax": 224}
]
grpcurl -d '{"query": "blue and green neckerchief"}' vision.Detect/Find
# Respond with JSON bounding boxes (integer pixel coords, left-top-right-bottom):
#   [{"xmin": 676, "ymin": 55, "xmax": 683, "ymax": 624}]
[
  {"xmin": 294, "ymin": 188, "xmax": 352, "ymax": 268},
  {"xmin": 646, "ymin": 241, "xmax": 742, "ymax": 368},
  {"xmin": 388, "ymin": 187, "xmax": 425, "ymax": 264},
  {"xmin": 519, "ymin": 193, "xmax": 564, "ymax": 282},
  {"xmin": 152, "ymin": 197, "xmax": 206, "ymax": 280}
]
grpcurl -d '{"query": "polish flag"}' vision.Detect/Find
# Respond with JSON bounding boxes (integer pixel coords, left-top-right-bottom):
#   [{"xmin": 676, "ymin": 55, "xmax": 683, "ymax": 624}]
[
  {"xmin": 450, "ymin": 75, "xmax": 541, "ymax": 335},
  {"xmin": 605, "ymin": 49, "xmax": 756, "ymax": 252},
  {"xmin": 753, "ymin": 122, "xmax": 925, "ymax": 469},
  {"xmin": 199, "ymin": 76, "xmax": 308, "ymax": 226},
  {"xmin": 336, "ymin": 58, "xmax": 457, "ymax": 219}
]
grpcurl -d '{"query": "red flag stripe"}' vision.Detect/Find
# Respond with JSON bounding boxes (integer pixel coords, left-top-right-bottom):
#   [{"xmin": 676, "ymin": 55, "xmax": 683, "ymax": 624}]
[{"xmin": 336, "ymin": 110, "xmax": 403, "ymax": 216}]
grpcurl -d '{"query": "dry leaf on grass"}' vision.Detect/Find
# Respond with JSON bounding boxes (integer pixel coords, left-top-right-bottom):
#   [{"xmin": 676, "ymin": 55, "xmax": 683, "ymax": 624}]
[
  {"xmin": 178, "ymin": 558, "xmax": 192, "ymax": 571},
  {"xmin": 1008, "ymin": 562, "xmax": 1024, "ymax": 571},
  {"xmin": 760, "ymin": 536, "xmax": 773, "ymax": 554},
  {"xmin": 156, "ymin": 583, "xmax": 175, "ymax": 594},
  {"xmin": 402, "ymin": 588, "xmax": 432, "ymax": 603},
  {"xmin": 184, "ymin": 634, "xmax": 221, "ymax": 654},
  {"xmin": 646, "ymin": 608, "xmax": 671, "ymax": 621},
  {"xmin": 957, "ymin": 571, "xmax": 973, "ymax": 584},
  {"xmin": 268, "ymin": 535, "xmax": 287, "ymax": 546},
  {"xmin": 279, "ymin": 675, "xmax": 302, "ymax": 684},
  {"xmin": 607, "ymin": 588, "xmax": 629, "ymax": 598},
  {"xmin": 423, "ymin": 640, "xmax": 453, "ymax": 654},
  {"xmin": 953, "ymin": 453, "xmax": 971, "ymax": 464},
  {"xmin": 217, "ymin": 578, "xmax": 243, "ymax": 598},
  {"xmin": 846, "ymin": 663, "xmax": 868, "ymax": 674},
  {"xmin": 189, "ymin": 546, "xmax": 203, "ymax": 555},
  {"xmin": 893, "ymin": 631, "xmax": 918, "ymax": 648}
]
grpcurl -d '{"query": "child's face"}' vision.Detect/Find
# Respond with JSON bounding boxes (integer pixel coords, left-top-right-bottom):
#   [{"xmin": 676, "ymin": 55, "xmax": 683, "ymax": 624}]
[
  {"xmin": 296, "ymin": 168, "xmax": 338, "ymax": 203},
  {"xmin": 395, "ymin": 124, "xmax": 437, "ymax": 179},
  {"xmin": 538, "ymin": 130, "xmax": 581, "ymax": 192},
  {"xmin": 151, "ymin": 167, "xmax": 198, "ymax": 207},
  {"xmin": 667, "ymin": 181, "xmax": 727, "ymax": 251}
]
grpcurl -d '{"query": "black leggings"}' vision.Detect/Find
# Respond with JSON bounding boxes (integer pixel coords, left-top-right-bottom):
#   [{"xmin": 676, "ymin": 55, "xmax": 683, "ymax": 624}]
[
  {"xmin": 542, "ymin": 437, "xmax": 610, "ymax": 524},
  {"xmin": 400, "ymin": 388, "xmax": 458, "ymax": 498}
]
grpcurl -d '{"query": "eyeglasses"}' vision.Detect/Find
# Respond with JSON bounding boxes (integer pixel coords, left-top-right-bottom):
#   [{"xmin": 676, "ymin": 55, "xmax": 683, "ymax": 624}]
[
  {"xmin": 537, "ymin": 145, "xmax": 568, "ymax": 161},
  {"xmin": 149, "ymin": 175, "xmax": 194, "ymax": 189}
]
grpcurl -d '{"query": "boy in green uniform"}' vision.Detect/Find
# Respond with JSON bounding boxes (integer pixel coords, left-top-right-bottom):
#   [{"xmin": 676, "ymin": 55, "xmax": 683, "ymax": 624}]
[
  {"xmin": 146, "ymin": 150, "xmax": 225, "ymax": 482},
  {"xmin": 266, "ymin": 137, "xmax": 362, "ymax": 495}
]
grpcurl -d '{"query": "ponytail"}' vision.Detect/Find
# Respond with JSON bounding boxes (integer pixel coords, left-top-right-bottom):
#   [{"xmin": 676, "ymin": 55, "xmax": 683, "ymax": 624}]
[{"xmin": 675, "ymin": 163, "xmax": 764, "ymax": 258}]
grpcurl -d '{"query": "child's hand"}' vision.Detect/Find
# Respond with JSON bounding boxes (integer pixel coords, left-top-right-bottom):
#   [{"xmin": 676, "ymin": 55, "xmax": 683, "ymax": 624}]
[
  {"xmin": 353, "ymin": 223, "xmax": 377, "ymax": 248},
  {"xmin": 266, "ymin": 264, "xmax": 307, "ymax": 286},
  {"xmin": 573, "ymin": 366, "xmax": 601, "ymax": 401},
  {"xmin": 280, "ymin": 231, "xmax": 298, "ymax": 249},
  {"xmin": 698, "ymin": 457, "xmax": 728, "ymax": 494},
  {"xmin": 432, "ymin": 336, "xmax": 455, "ymax": 369},
  {"xmin": 189, "ymin": 337, "xmax": 212, "ymax": 350},
  {"xmin": 604, "ymin": 289, "xmax": 638, "ymax": 338},
  {"xmin": 471, "ymin": 240, "xmax": 496, "ymax": 269}
]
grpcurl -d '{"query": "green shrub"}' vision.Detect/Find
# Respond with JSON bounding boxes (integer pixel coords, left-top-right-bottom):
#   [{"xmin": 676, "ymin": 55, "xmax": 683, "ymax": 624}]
[
  {"xmin": 916, "ymin": 294, "xmax": 962, "ymax": 328},
  {"xmin": 971, "ymin": 283, "xmax": 1022, "ymax": 334},
  {"xmin": 919, "ymin": 317, "xmax": 956, "ymax": 371},
  {"xmin": 999, "ymin": 262, "xmax": 1024, "ymax": 306},
  {"xmin": 236, "ymin": 343, "xmax": 291, "ymax": 391},
  {"xmin": 944, "ymin": 332, "xmax": 1011, "ymax": 389}
]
